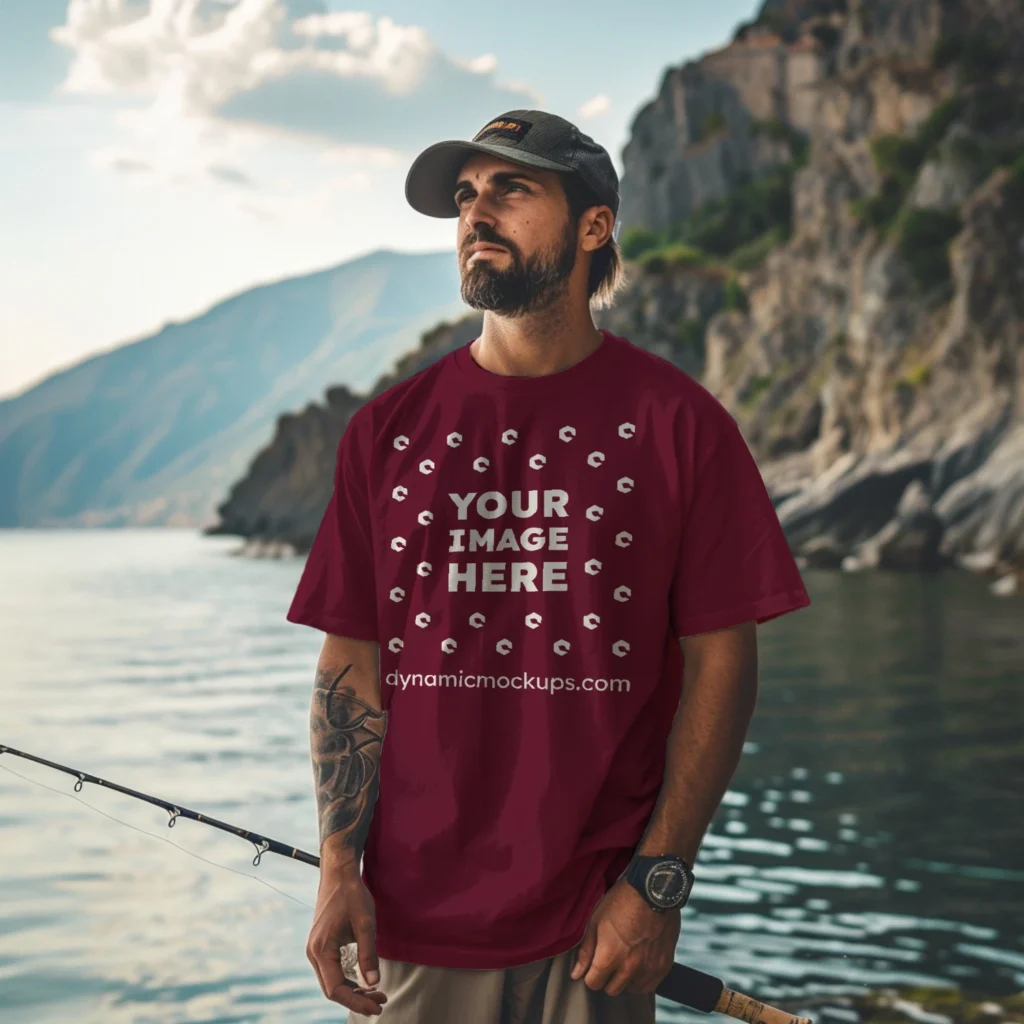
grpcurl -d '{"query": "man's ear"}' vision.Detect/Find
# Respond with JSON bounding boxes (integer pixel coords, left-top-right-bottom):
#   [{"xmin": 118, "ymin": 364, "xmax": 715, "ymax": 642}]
[{"xmin": 580, "ymin": 206, "xmax": 615, "ymax": 251}]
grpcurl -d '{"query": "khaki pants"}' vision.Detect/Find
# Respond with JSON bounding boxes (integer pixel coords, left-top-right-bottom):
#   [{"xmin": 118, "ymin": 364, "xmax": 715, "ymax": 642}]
[{"xmin": 346, "ymin": 942, "xmax": 657, "ymax": 1024}]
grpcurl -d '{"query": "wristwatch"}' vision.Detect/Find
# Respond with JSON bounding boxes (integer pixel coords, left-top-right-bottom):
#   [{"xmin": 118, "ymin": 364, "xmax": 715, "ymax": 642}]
[{"xmin": 622, "ymin": 854, "xmax": 694, "ymax": 913}]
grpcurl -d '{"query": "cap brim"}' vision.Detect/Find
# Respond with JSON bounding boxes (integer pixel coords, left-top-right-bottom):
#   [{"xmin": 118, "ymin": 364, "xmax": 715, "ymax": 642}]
[{"xmin": 405, "ymin": 140, "xmax": 574, "ymax": 218}]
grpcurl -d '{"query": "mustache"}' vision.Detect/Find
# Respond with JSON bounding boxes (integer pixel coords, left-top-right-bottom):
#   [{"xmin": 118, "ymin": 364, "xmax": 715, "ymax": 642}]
[{"xmin": 463, "ymin": 226, "xmax": 517, "ymax": 255}]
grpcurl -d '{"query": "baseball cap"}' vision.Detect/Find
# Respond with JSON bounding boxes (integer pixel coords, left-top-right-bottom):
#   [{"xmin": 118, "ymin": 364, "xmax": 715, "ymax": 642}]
[{"xmin": 405, "ymin": 109, "xmax": 619, "ymax": 219}]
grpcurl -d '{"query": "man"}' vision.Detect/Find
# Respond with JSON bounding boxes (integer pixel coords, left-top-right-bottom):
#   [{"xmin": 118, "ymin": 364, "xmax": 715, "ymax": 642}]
[{"xmin": 287, "ymin": 109, "xmax": 810, "ymax": 1023}]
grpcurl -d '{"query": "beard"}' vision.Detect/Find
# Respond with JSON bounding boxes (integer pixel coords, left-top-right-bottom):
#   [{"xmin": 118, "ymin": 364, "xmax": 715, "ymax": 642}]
[{"xmin": 460, "ymin": 216, "xmax": 578, "ymax": 317}]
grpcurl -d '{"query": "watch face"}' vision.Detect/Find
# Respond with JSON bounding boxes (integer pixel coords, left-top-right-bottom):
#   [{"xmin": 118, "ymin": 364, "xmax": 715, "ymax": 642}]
[{"xmin": 645, "ymin": 862, "xmax": 691, "ymax": 909}]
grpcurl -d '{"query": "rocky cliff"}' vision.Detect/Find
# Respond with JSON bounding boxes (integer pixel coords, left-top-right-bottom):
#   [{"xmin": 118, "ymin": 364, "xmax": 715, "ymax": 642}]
[
  {"xmin": 691, "ymin": 0, "xmax": 1024, "ymax": 579},
  {"xmin": 618, "ymin": 5, "xmax": 830, "ymax": 230}
]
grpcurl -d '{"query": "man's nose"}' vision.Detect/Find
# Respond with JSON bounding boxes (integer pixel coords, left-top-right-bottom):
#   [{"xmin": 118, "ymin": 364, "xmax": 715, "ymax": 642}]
[{"xmin": 462, "ymin": 190, "xmax": 499, "ymax": 230}]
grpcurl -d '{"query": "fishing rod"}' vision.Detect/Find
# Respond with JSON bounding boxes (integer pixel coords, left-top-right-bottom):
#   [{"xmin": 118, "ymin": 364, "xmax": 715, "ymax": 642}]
[{"xmin": 0, "ymin": 743, "xmax": 811, "ymax": 1024}]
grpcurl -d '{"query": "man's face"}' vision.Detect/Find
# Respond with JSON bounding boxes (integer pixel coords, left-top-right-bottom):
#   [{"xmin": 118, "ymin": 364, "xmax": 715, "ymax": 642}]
[{"xmin": 453, "ymin": 152, "xmax": 578, "ymax": 316}]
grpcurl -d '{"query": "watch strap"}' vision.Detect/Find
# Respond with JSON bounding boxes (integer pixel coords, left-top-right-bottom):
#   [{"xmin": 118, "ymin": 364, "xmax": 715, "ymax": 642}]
[{"xmin": 624, "ymin": 854, "xmax": 694, "ymax": 912}]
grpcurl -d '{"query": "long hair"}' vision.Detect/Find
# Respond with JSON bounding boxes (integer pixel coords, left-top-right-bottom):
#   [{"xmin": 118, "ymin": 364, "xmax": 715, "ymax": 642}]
[{"xmin": 561, "ymin": 173, "xmax": 626, "ymax": 309}]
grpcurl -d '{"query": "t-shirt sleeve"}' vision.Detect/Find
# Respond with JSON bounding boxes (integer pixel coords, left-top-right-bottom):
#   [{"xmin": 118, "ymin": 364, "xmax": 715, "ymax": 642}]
[
  {"xmin": 669, "ymin": 401, "xmax": 810, "ymax": 638},
  {"xmin": 285, "ymin": 408, "xmax": 378, "ymax": 641}
]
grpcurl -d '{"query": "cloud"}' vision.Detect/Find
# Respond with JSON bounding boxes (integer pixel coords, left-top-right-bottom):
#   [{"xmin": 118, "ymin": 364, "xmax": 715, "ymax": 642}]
[
  {"xmin": 578, "ymin": 93, "xmax": 610, "ymax": 119},
  {"xmin": 50, "ymin": 1, "xmax": 540, "ymax": 157}
]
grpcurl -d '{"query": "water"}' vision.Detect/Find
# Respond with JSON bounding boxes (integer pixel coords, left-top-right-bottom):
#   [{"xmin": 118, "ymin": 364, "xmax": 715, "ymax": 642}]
[{"xmin": 0, "ymin": 529, "xmax": 1021, "ymax": 1023}]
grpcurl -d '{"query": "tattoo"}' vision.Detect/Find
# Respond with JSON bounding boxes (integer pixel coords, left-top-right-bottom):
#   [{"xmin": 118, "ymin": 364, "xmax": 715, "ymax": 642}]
[{"xmin": 310, "ymin": 663, "xmax": 388, "ymax": 853}]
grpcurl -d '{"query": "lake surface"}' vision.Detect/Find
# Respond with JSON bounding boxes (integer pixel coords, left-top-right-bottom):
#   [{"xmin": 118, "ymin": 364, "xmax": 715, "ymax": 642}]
[{"xmin": 1, "ymin": 529, "xmax": 1021, "ymax": 1023}]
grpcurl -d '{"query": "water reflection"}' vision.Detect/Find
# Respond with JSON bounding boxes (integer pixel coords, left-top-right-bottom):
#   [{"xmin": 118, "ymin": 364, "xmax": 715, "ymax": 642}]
[
  {"xmin": 669, "ymin": 569, "xmax": 1024, "ymax": 1017},
  {"xmin": 0, "ymin": 533, "xmax": 1020, "ymax": 1023}
]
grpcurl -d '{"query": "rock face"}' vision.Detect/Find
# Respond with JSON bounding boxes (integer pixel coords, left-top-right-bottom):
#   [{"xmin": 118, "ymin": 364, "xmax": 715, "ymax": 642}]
[
  {"xmin": 935, "ymin": 424, "xmax": 1024, "ymax": 567},
  {"xmin": 619, "ymin": 22, "xmax": 826, "ymax": 231},
  {"xmin": 686, "ymin": 0, "xmax": 1024, "ymax": 577},
  {"xmin": 593, "ymin": 264, "xmax": 726, "ymax": 379}
]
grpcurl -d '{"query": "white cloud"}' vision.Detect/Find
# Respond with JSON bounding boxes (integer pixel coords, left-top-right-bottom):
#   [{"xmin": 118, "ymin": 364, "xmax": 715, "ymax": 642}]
[
  {"xmin": 105, "ymin": 154, "xmax": 154, "ymax": 174},
  {"xmin": 50, "ymin": 1, "xmax": 540, "ymax": 164},
  {"xmin": 46, "ymin": 0, "xmax": 543, "ymax": 234},
  {"xmin": 52, "ymin": 0, "xmax": 283, "ymax": 112},
  {"xmin": 286, "ymin": 12, "xmax": 435, "ymax": 95},
  {"xmin": 578, "ymin": 93, "xmax": 610, "ymax": 119},
  {"xmin": 455, "ymin": 53, "xmax": 498, "ymax": 74}
]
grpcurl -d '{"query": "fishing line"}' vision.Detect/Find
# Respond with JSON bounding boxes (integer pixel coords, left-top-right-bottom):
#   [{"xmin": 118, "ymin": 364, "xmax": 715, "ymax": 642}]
[
  {"xmin": 0, "ymin": 761, "xmax": 316, "ymax": 912},
  {"xmin": 0, "ymin": 745, "xmax": 815, "ymax": 1019}
]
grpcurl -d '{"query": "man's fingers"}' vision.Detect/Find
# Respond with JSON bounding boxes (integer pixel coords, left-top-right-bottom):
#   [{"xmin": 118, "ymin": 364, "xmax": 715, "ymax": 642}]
[
  {"xmin": 582, "ymin": 950, "xmax": 617, "ymax": 992},
  {"xmin": 626, "ymin": 958, "xmax": 670, "ymax": 994},
  {"xmin": 309, "ymin": 946, "xmax": 387, "ymax": 1015},
  {"xmin": 306, "ymin": 951, "xmax": 328, "ymax": 1002},
  {"xmin": 353, "ymin": 916, "xmax": 380, "ymax": 987},
  {"xmin": 313, "ymin": 949, "xmax": 347, "ymax": 1001},
  {"xmin": 623, "ymin": 967, "xmax": 654, "ymax": 994},
  {"xmin": 602, "ymin": 960, "xmax": 638, "ymax": 998},
  {"xmin": 328, "ymin": 978, "xmax": 387, "ymax": 1016},
  {"xmin": 633, "ymin": 974, "xmax": 660, "ymax": 995},
  {"xmin": 570, "ymin": 927, "xmax": 596, "ymax": 980}
]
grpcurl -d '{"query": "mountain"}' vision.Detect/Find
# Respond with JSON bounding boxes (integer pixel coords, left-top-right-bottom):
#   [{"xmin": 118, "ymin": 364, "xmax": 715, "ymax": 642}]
[{"xmin": 0, "ymin": 249, "xmax": 468, "ymax": 528}]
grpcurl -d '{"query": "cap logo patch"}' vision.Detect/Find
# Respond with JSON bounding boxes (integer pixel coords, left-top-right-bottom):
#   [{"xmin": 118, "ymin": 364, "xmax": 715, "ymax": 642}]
[{"xmin": 473, "ymin": 117, "xmax": 533, "ymax": 144}]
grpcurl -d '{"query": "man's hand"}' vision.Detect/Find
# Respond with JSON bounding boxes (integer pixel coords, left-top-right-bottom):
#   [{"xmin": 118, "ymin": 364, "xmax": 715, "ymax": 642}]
[
  {"xmin": 306, "ymin": 871, "xmax": 388, "ymax": 1016},
  {"xmin": 570, "ymin": 878, "xmax": 680, "ymax": 996}
]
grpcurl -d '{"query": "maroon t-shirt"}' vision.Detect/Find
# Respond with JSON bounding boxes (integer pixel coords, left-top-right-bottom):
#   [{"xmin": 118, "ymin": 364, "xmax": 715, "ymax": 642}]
[{"xmin": 286, "ymin": 329, "xmax": 810, "ymax": 969}]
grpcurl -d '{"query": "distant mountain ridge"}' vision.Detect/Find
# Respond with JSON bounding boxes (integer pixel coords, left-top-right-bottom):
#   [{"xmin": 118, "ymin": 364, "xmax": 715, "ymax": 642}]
[{"xmin": 0, "ymin": 249, "xmax": 468, "ymax": 528}]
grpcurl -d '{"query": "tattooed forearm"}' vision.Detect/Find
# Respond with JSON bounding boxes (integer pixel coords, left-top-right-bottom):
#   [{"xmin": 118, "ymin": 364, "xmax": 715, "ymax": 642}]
[{"xmin": 310, "ymin": 663, "xmax": 388, "ymax": 860}]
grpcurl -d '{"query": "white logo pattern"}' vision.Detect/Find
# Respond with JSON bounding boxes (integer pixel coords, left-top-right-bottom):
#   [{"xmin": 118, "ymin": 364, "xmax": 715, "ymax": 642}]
[{"xmin": 384, "ymin": 422, "xmax": 637, "ymax": 657}]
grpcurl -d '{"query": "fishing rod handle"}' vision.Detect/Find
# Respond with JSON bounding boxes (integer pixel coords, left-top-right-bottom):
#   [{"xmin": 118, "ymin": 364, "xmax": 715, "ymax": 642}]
[{"xmin": 715, "ymin": 987, "xmax": 812, "ymax": 1024}]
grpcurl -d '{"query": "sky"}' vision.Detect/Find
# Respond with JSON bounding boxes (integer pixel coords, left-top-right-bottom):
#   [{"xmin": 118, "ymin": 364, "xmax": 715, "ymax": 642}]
[{"xmin": 0, "ymin": 0, "xmax": 760, "ymax": 400}]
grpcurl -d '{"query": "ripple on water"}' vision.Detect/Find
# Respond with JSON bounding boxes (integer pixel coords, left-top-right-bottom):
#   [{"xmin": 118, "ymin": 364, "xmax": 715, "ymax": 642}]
[{"xmin": 2, "ymin": 536, "xmax": 1022, "ymax": 1020}]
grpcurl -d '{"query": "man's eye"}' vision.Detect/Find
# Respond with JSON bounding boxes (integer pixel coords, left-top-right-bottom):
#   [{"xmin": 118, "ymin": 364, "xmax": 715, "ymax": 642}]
[{"xmin": 455, "ymin": 192, "xmax": 472, "ymax": 204}]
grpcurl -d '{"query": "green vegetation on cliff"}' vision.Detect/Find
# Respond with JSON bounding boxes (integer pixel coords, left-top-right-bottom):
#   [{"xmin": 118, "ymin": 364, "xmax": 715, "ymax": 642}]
[
  {"xmin": 851, "ymin": 95, "xmax": 966, "ymax": 236},
  {"xmin": 932, "ymin": 28, "xmax": 1010, "ymax": 87},
  {"xmin": 850, "ymin": 78, "xmax": 1024, "ymax": 291},
  {"xmin": 893, "ymin": 207, "xmax": 962, "ymax": 290},
  {"xmin": 620, "ymin": 119, "xmax": 809, "ymax": 274}
]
